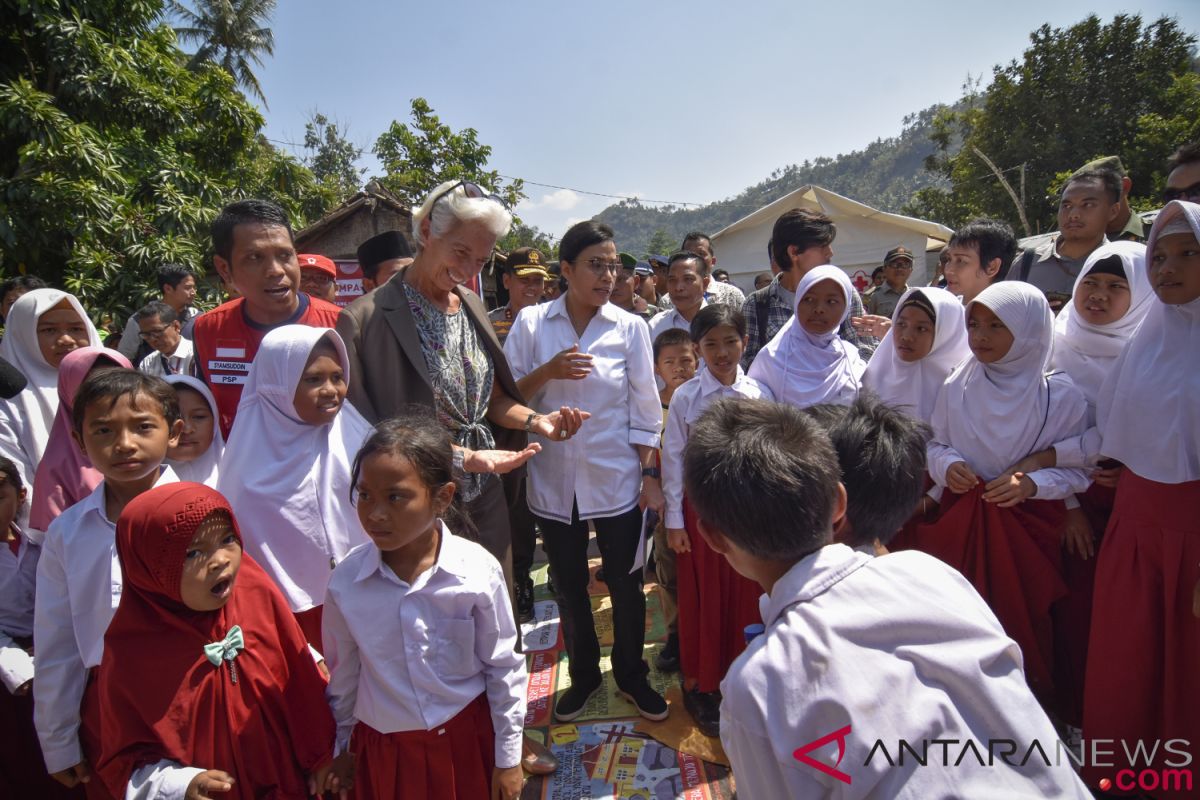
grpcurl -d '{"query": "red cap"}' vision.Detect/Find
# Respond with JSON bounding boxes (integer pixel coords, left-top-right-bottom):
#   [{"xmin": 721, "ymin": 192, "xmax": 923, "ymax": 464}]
[{"xmin": 298, "ymin": 253, "xmax": 337, "ymax": 278}]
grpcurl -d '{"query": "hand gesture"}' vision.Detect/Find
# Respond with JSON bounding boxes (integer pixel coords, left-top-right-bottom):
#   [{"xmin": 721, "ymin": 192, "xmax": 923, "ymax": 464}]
[
  {"xmin": 1061, "ymin": 506, "xmax": 1095, "ymax": 560},
  {"xmin": 533, "ymin": 407, "xmax": 590, "ymax": 441},
  {"xmin": 463, "ymin": 445, "xmax": 543, "ymax": 475},
  {"xmin": 945, "ymin": 461, "xmax": 978, "ymax": 494},
  {"xmin": 50, "ymin": 761, "xmax": 91, "ymax": 788},
  {"xmin": 850, "ymin": 314, "xmax": 892, "ymax": 338},
  {"xmin": 309, "ymin": 752, "xmax": 355, "ymax": 799},
  {"xmin": 982, "ymin": 472, "xmax": 1037, "ymax": 507},
  {"xmin": 186, "ymin": 770, "xmax": 235, "ymax": 799},
  {"xmin": 492, "ymin": 764, "xmax": 525, "ymax": 800},
  {"xmin": 545, "ymin": 344, "xmax": 593, "ymax": 381},
  {"xmin": 667, "ymin": 528, "xmax": 691, "ymax": 554}
]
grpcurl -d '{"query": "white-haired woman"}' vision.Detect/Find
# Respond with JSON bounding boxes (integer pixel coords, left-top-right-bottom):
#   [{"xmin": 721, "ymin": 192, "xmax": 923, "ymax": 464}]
[{"xmin": 337, "ymin": 181, "xmax": 583, "ymax": 774}]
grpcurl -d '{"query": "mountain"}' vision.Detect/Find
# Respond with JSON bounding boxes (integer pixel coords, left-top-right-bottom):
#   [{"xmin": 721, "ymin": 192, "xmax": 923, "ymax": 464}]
[{"xmin": 595, "ymin": 103, "xmax": 955, "ymax": 257}]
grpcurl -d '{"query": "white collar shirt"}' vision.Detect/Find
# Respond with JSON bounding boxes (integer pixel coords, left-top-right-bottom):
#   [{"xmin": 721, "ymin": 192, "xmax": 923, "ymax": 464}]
[
  {"xmin": 720, "ymin": 543, "xmax": 1091, "ymax": 799},
  {"xmin": 503, "ymin": 297, "xmax": 661, "ymax": 523},
  {"xmin": 322, "ymin": 523, "xmax": 527, "ymax": 768},
  {"xmin": 33, "ymin": 467, "xmax": 177, "ymax": 772},
  {"xmin": 661, "ymin": 367, "xmax": 772, "ymax": 529},
  {"xmin": 137, "ymin": 336, "xmax": 195, "ymax": 377},
  {"xmin": 647, "ymin": 297, "xmax": 708, "ymax": 342},
  {"xmin": 0, "ymin": 526, "xmax": 38, "ymax": 692}
]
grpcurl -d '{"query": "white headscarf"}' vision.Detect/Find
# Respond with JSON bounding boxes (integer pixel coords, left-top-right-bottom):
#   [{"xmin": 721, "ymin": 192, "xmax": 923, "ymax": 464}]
[
  {"xmin": 748, "ymin": 265, "xmax": 865, "ymax": 408},
  {"xmin": 932, "ymin": 282, "xmax": 1057, "ymax": 479},
  {"xmin": 863, "ymin": 287, "xmax": 971, "ymax": 422},
  {"xmin": 1096, "ymin": 200, "xmax": 1200, "ymax": 483},
  {"xmin": 0, "ymin": 289, "xmax": 101, "ymax": 480},
  {"xmin": 216, "ymin": 325, "xmax": 373, "ymax": 611},
  {"xmin": 163, "ymin": 375, "xmax": 225, "ymax": 487},
  {"xmin": 1050, "ymin": 240, "xmax": 1153, "ymax": 418}
]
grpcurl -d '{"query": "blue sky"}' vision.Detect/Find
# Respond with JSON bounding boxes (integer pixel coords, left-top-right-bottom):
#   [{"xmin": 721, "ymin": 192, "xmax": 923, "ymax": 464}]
[{"xmin": 251, "ymin": 0, "xmax": 1200, "ymax": 239}]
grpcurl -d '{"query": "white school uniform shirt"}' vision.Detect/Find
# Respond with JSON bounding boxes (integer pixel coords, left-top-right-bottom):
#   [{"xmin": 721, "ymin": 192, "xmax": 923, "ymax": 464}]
[
  {"xmin": 322, "ymin": 523, "xmax": 527, "ymax": 768},
  {"xmin": 33, "ymin": 467, "xmax": 177, "ymax": 773},
  {"xmin": 662, "ymin": 367, "xmax": 773, "ymax": 529},
  {"xmin": 0, "ymin": 526, "xmax": 38, "ymax": 693},
  {"xmin": 504, "ymin": 297, "xmax": 661, "ymax": 523},
  {"xmin": 136, "ymin": 336, "xmax": 194, "ymax": 378},
  {"xmin": 647, "ymin": 297, "xmax": 708, "ymax": 341},
  {"xmin": 720, "ymin": 544, "xmax": 1091, "ymax": 799}
]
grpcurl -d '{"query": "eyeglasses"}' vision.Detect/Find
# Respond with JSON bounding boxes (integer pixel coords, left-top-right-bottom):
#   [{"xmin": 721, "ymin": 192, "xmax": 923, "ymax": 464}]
[
  {"xmin": 578, "ymin": 258, "xmax": 622, "ymax": 276},
  {"xmin": 887, "ymin": 262, "xmax": 914, "ymax": 271},
  {"xmin": 428, "ymin": 180, "xmax": 508, "ymax": 212},
  {"xmin": 138, "ymin": 326, "xmax": 172, "ymax": 341},
  {"xmin": 1162, "ymin": 181, "xmax": 1200, "ymax": 204}
]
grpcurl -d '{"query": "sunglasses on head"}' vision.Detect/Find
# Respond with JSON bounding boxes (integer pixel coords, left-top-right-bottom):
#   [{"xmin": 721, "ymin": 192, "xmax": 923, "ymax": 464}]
[{"xmin": 428, "ymin": 180, "xmax": 508, "ymax": 212}]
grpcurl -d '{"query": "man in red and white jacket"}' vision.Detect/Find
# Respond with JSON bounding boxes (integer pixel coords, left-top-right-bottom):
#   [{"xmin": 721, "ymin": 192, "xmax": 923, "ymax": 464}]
[{"xmin": 192, "ymin": 199, "xmax": 342, "ymax": 437}]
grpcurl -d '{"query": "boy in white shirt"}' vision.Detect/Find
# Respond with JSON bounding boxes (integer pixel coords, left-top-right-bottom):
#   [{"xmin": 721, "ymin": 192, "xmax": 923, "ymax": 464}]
[
  {"xmin": 684, "ymin": 398, "xmax": 1089, "ymax": 798},
  {"xmin": 34, "ymin": 370, "xmax": 181, "ymax": 790}
]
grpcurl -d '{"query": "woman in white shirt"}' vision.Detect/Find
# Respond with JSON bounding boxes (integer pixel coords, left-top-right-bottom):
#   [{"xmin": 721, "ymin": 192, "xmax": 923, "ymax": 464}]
[{"xmin": 504, "ymin": 221, "xmax": 668, "ymax": 724}]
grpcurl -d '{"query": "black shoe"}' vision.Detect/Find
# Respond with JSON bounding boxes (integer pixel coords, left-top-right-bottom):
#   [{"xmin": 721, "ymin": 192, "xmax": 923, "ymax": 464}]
[
  {"xmin": 516, "ymin": 574, "xmax": 535, "ymax": 624},
  {"xmin": 545, "ymin": 572, "xmax": 556, "ymax": 596},
  {"xmin": 554, "ymin": 678, "xmax": 602, "ymax": 722},
  {"xmin": 594, "ymin": 567, "xmax": 606, "ymax": 584},
  {"xmin": 682, "ymin": 686, "xmax": 721, "ymax": 737},
  {"xmin": 617, "ymin": 681, "xmax": 669, "ymax": 721},
  {"xmin": 654, "ymin": 633, "xmax": 680, "ymax": 672}
]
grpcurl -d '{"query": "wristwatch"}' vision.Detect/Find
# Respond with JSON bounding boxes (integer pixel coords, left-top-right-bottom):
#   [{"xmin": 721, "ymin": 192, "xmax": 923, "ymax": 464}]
[
  {"xmin": 523, "ymin": 412, "xmax": 538, "ymax": 433},
  {"xmin": 641, "ymin": 467, "xmax": 661, "ymax": 479}
]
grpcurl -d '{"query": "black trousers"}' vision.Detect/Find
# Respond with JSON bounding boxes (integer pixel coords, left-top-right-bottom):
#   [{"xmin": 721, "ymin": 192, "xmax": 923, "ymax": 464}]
[
  {"xmin": 503, "ymin": 471, "xmax": 538, "ymax": 580},
  {"xmin": 537, "ymin": 502, "xmax": 649, "ymax": 690},
  {"xmin": 465, "ymin": 475, "xmax": 513, "ymax": 596}
]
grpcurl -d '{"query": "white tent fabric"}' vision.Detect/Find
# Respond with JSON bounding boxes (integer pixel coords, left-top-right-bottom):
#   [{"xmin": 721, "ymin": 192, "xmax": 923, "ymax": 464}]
[{"xmin": 711, "ymin": 185, "xmax": 954, "ymax": 293}]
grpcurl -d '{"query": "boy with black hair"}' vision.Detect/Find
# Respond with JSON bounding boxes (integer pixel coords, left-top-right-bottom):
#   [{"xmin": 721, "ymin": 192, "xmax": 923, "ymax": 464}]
[
  {"xmin": 944, "ymin": 218, "xmax": 1017, "ymax": 305},
  {"xmin": 649, "ymin": 327, "xmax": 697, "ymax": 673},
  {"xmin": 804, "ymin": 394, "xmax": 930, "ymax": 555},
  {"xmin": 686, "ymin": 398, "xmax": 1089, "ymax": 798},
  {"xmin": 34, "ymin": 370, "xmax": 181, "ymax": 790}
]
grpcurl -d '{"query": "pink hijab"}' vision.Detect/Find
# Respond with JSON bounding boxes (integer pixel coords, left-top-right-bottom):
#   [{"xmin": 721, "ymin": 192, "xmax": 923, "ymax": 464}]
[{"xmin": 29, "ymin": 347, "xmax": 132, "ymax": 530}]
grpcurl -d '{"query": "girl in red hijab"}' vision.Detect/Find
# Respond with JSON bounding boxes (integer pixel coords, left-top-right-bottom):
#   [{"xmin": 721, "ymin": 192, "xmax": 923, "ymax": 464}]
[{"xmin": 96, "ymin": 482, "xmax": 334, "ymax": 799}]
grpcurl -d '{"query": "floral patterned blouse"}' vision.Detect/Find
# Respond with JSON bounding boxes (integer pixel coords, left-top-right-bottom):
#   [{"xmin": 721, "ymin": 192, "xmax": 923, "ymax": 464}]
[{"xmin": 403, "ymin": 282, "xmax": 496, "ymax": 501}]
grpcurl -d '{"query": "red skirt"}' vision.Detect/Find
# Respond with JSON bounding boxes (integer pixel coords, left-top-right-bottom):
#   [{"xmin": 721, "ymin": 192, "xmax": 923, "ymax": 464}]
[
  {"xmin": 1082, "ymin": 473, "xmax": 1200, "ymax": 797},
  {"xmin": 293, "ymin": 605, "xmax": 324, "ymax": 651},
  {"xmin": 887, "ymin": 473, "xmax": 937, "ymax": 552},
  {"xmin": 913, "ymin": 483, "xmax": 1066, "ymax": 705},
  {"xmin": 1052, "ymin": 482, "xmax": 1115, "ymax": 727},
  {"xmin": 79, "ymin": 669, "xmax": 117, "ymax": 800},
  {"xmin": 676, "ymin": 498, "xmax": 763, "ymax": 693},
  {"xmin": 0, "ymin": 678, "xmax": 84, "ymax": 798},
  {"xmin": 352, "ymin": 694, "xmax": 495, "ymax": 800}
]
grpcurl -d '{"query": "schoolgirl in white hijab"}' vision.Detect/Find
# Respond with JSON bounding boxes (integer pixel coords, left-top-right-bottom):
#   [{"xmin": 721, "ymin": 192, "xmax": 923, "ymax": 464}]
[
  {"xmin": 1081, "ymin": 199, "xmax": 1200, "ymax": 795},
  {"xmin": 747, "ymin": 265, "xmax": 866, "ymax": 408},
  {"xmin": 0, "ymin": 289, "xmax": 100, "ymax": 486},
  {"xmin": 162, "ymin": 375, "xmax": 225, "ymax": 487},
  {"xmin": 862, "ymin": 287, "xmax": 971, "ymax": 422},
  {"xmin": 216, "ymin": 326, "xmax": 372, "ymax": 632}
]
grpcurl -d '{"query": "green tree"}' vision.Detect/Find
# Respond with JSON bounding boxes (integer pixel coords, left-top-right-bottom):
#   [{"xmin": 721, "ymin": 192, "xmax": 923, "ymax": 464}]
[
  {"xmin": 0, "ymin": 1, "xmax": 329, "ymax": 322},
  {"xmin": 497, "ymin": 221, "xmax": 557, "ymax": 257},
  {"xmin": 645, "ymin": 228, "xmax": 675, "ymax": 257},
  {"xmin": 303, "ymin": 111, "xmax": 364, "ymax": 200},
  {"xmin": 910, "ymin": 14, "xmax": 1199, "ymax": 232},
  {"xmin": 172, "ymin": 0, "xmax": 276, "ymax": 105},
  {"xmin": 373, "ymin": 97, "xmax": 525, "ymax": 209}
]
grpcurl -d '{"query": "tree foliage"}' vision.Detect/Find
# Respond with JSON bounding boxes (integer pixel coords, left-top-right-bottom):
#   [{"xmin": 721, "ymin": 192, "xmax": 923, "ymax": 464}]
[
  {"xmin": 373, "ymin": 97, "xmax": 525, "ymax": 210},
  {"xmin": 171, "ymin": 0, "xmax": 276, "ymax": 105},
  {"xmin": 906, "ymin": 14, "xmax": 1199, "ymax": 232},
  {"xmin": 0, "ymin": 0, "xmax": 330, "ymax": 323},
  {"xmin": 303, "ymin": 111, "xmax": 364, "ymax": 200}
]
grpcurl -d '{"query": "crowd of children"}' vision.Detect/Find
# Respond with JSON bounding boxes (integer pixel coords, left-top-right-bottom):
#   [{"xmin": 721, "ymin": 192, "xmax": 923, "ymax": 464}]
[{"xmin": 0, "ymin": 166, "xmax": 1195, "ymax": 799}]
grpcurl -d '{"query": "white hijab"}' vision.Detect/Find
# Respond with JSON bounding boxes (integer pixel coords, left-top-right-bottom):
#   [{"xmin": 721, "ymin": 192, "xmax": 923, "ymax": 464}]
[
  {"xmin": 0, "ymin": 289, "xmax": 100, "ymax": 480},
  {"xmin": 932, "ymin": 282, "xmax": 1057, "ymax": 479},
  {"xmin": 163, "ymin": 375, "xmax": 225, "ymax": 487},
  {"xmin": 216, "ymin": 325, "xmax": 373, "ymax": 611},
  {"xmin": 1050, "ymin": 240, "xmax": 1153, "ymax": 418},
  {"xmin": 863, "ymin": 287, "xmax": 971, "ymax": 422},
  {"xmin": 1097, "ymin": 200, "xmax": 1200, "ymax": 483},
  {"xmin": 748, "ymin": 265, "xmax": 865, "ymax": 408}
]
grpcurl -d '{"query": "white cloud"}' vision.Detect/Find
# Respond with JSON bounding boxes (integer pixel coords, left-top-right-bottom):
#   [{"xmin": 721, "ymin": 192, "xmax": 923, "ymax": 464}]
[{"xmin": 539, "ymin": 188, "xmax": 582, "ymax": 211}]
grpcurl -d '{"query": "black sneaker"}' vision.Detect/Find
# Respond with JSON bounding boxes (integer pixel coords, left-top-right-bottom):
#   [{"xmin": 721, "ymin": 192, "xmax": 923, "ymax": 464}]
[
  {"xmin": 654, "ymin": 633, "xmax": 680, "ymax": 672},
  {"xmin": 516, "ymin": 574, "xmax": 535, "ymax": 624},
  {"xmin": 554, "ymin": 678, "xmax": 602, "ymax": 722},
  {"xmin": 617, "ymin": 681, "xmax": 669, "ymax": 721},
  {"xmin": 594, "ymin": 567, "xmax": 606, "ymax": 584},
  {"xmin": 682, "ymin": 686, "xmax": 721, "ymax": 738}
]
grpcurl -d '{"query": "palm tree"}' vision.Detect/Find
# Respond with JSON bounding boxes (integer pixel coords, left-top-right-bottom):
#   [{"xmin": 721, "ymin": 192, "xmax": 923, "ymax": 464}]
[{"xmin": 172, "ymin": 0, "xmax": 277, "ymax": 106}]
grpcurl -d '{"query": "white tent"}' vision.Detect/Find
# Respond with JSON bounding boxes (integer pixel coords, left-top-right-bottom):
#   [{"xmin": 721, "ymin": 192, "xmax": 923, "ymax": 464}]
[{"xmin": 711, "ymin": 185, "xmax": 954, "ymax": 293}]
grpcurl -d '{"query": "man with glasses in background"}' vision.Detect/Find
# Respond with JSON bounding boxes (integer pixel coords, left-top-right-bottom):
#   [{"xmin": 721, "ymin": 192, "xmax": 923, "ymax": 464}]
[
  {"xmin": 1164, "ymin": 141, "xmax": 1200, "ymax": 206},
  {"xmin": 117, "ymin": 264, "xmax": 199, "ymax": 363},
  {"xmin": 133, "ymin": 300, "xmax": 194, "ymax": 377},
  {"xmin": 298, "ymin": 253, "xmax": 339, "ymax": 303},
  {"xmin": 867, "ymin": 246, "xmax": 914, "ymax": 318}
]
